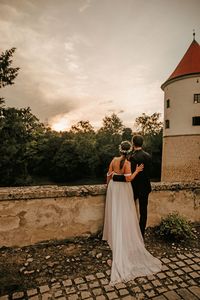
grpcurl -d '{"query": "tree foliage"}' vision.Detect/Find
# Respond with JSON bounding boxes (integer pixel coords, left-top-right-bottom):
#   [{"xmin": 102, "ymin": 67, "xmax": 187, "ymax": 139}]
[
  {"xmin": 0, "ymin": 48, "xmax": 20, "ymax": 105},
  {"xmin": 0, "ymin": 107, "xmax": 163, "ymax": 186},
  {"xmin": 135, "ymin": 112, "xmax": 163, "ymax": 135}
]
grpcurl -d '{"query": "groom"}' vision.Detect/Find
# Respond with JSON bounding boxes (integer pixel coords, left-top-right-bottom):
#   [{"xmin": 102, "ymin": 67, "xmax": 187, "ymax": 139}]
[{"xmin": 113, "ymin": 135, "xmax": 152, "ymax": 237}]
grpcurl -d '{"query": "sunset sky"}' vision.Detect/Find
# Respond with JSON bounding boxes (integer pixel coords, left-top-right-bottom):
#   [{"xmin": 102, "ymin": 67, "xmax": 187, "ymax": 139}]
[{"xmin": 0, "ymin": 0, "xmax": 199, "ymax": 131}]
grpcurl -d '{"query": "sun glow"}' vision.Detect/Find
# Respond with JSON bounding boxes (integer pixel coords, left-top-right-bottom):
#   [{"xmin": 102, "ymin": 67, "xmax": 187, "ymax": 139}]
[{"xmin": 51, "ymin": 116, "xmax": 69, "ymax": 132}]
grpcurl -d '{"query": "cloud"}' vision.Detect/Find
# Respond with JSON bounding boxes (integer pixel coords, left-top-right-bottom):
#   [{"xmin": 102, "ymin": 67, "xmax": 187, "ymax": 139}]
[{"xmin": 79, "ymin": 0, "xmax": 92, "ymax": 13}]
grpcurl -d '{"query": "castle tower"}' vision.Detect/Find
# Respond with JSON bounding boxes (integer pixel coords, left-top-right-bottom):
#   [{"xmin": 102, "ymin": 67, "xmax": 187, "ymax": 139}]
[{"xmin": 161, "ymin": 36, "xmax": 200, "ymax": 182}]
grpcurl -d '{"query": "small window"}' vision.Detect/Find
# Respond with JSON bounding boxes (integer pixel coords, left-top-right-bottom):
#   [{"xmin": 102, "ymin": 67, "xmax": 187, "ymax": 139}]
[
  {"xmin": 194, "ymin": 94, "xmax": 200, "ymax": 103},
  {"xmin": 165, "ymin": 119, "xmax": 170, "ymax": 129},
  {"xmin": 166, "ymin": 99, "xmax": 170, "ymax": 108},
  {"xmin": 192, "ymin": 116, "xmax": 200, "ymax": 126}
]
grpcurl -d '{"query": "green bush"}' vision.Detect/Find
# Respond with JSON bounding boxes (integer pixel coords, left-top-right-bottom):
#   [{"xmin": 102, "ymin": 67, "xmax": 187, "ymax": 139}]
[{"xmin": 158, "ymin": 212, "xmax": 195, "ymax": 241}]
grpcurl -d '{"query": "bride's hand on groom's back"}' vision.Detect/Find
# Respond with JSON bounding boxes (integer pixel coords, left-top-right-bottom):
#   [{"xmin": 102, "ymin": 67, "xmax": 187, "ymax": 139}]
[{"xmin": 135, "ymin": 164, "xmax": 144, "ymax": 174}]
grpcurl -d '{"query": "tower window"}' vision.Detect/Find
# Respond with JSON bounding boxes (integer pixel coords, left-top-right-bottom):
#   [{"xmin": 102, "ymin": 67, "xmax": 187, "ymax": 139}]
[
  {"xmin": 194, "ymin": 94, "xmax": 200, "ymax": 103},
  {"xmin": 192, "ymin": 116, "xmax": 200, "ymax": 126},
  {"xmin": 166, "ymin": 99, "xmax": 170, "ymax": 108},
  {"xmin": 165, "ymin": 120, "xmax": 170, "ymax": 129}
]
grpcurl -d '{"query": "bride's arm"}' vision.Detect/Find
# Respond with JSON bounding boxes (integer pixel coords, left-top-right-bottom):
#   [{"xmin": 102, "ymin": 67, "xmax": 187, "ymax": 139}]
[
  {"xmin": 106, "ymin": 158, "xmax": 115, "ymax": 184},
  {"xmin": 124, "ymin": 161, "xmax": 144, "ymax": 182}
]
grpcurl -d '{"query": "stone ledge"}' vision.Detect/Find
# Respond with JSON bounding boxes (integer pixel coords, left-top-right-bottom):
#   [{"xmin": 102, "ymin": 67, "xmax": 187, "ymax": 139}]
[{"xmin": 0, "ymin": 181, "xmax": 199, "ymax": 201}]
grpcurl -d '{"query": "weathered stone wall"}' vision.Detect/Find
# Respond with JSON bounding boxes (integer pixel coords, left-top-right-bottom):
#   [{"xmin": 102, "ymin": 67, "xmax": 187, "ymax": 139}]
[
  {"xmin": 161, "ymin": 135, "xmax": 200, "ymax": 182},
  {"xmin": 0, "ymin": 182, "xmax": 199, "ymax": 247}
]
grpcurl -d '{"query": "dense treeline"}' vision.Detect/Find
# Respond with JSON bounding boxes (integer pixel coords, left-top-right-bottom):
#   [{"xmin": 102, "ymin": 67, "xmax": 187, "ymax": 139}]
[
  {"xmin": 0, "ymin": 47, "xmax": 163, "ymax": 186},
  {"xmin": 0, "ymin": 108, "xmax": 163, "ymax": 186}
]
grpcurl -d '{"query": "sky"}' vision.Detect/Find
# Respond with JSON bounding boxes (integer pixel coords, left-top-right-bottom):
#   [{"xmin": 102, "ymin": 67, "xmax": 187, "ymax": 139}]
[{"xmin": 0, "ymin": 0, "xmax": 200, "ymax": 131}]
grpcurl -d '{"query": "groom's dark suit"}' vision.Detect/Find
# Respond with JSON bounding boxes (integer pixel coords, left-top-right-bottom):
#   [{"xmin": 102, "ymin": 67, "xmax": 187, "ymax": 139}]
[{"xmin": 113, "ymin": 149, "xmax": 152, "ymax": 237}]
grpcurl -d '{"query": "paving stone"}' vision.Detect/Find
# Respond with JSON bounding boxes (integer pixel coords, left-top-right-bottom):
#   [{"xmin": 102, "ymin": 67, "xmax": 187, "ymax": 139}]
[
  {"xmin": 115, "ymin": 282, "xmax": 127, "ymax": 290},
  {"xmin": 152, "ymin": 280, "xmax": 162, "ymax": 287},
  {"xmin": 161, "ymin": 265, "xmax": 169, "ymax": 271},
  {"xmin": 168, "ymin": 284, "xmax": 178, "ymax": 290},
  {"xmin": 131, "ymin": 286, "xmax": 141, "ymax": 293},
  {"xmin": 74, "ymin": 277, "xmax": 85, "ymax": 284},
  {"xmin": 85, "ymin": 275, "xmax": 96, "ymax": 281},
  {"xmin": 171, "ymin": 257, "xmax": 179, "ymax": 262},
  {"xmin": 156, "ymin": 287, "xmax": 168, "ymax": 294},
  {"xmin": 27, "ymin": 289, "xmax": 38, "ymax": 297},
  {"xmin": 122, "ymin": 296, "xmax": 137, "ymax": 300},
  {"xmin": 77, "ymin": 283, "xmax": 88, "ymax": 291},
  {"xmin": 171, "ymin": 276, "xmax": 183, "ymax": 283},
  {"xmin": 179, "ymin": 282, "xmax": 188, "ymax": 288},
  {"xmin": 106, "ymin": 269, "xmax": 111, "ymax": 276},
  {"xmin": 118, "ymin": 289, "xmax": 129, "ymax": 296},
  {"xmin": 106, "ymin": 291, "xmax": 119, "ymax": 299},
  {"xmin": 39, "ymin": 285, "xmax": 50, "ymax": 293},
  {"xmin": 190, "ymin": 264, "xmax": 200, "ymax": 271},
  {"xmin": 96, "ymin": 272, "xmax": 105, "ymax": 278},
  {"xmin": 177, "ymin": 288, "xmax": 199, "ymax": 299},
  {"xmin": 68, "ymin": 295, "xmax": 79, "ymax": 300},
  {"xmin": 12, "ymin": 291, "xmax": 25, "ymax": 299},
  {"xmin": 185, "ymin": 259, "xmax": 194, "ymax": 265},
  {"xmin": 168, "ymin": 263, "xmax": 178, "ymax": 269},
  {"xmin": 189, "ymin": 272, "xmax": 199, "ymax": 279},
  {"xmin": 54, "ymin": 290, "xmax": 63, "ymax": 298},
  {"xmin": 166, "ymin": 271, "xmax": 175, "ymax": 277},
  {"xmin": 147, "ymin": 275, "xmax": 156, "ymax": 280},
  {"xmin": 157, "ymin": 272, "xmax": 166, "ymax": 279},
  {"xmin": 89, "ymin": 280, "xmax": 100, "ymax": 288},
  {"xmin": 0, "ymin": 296, "xmax": 9, "ymax": 300},
  {"xmin": 41, "ymin": 293, "xmax": 52, "ymax": 300},
  {"xmin": 96, "ymin": 296, "xmax": 106, "ymax": 300},
  {"xmin": 174, "ymin": 269, "xmax": 184, "ymax": 275},
  {"xmin": 134, "ymin": 293, "xmax": 145, "ymax": 300},
  {"xmin": 177, "ymin": 254, "xmax": 188, "ymax": 260},
  {"xmin": 145, "ymin": 290, "xmax": 157, "ymax": 298},
  {"xmin": 189, "ymin": 286, "xmax": 200, "ymax": 298},
  {"xmin": 152, "ymin": 296, "xmax": 166, "ymax": 300},
  {"xmin": 175, "ymin": 261, "xmax": 186, "ymax": 267},
  {"xmin": 100, "ymin": 278, "xmax": 109, "ymax": 285},
  {"xmin": 103, "ymin": 285, "xmax": 114, "ymax": 293},
  {"xmin": 137, "ymin": 278, "xmax": 148, "ymax": 284},
  {"xmin": 65, "ymin": 287, "xmax": 77, "ymax": 295},
  {"xmin": 81, "ymin": 291, "xmax": 92, "ymax": 299},
  {"xmin": 28, "ymin": 296, "xmax": 40, "ymax": 300},
  {"xmin": 163, "ymin": 290, "xmax": 181, "ymax": 300},
  {"xmin": 92, "ymin": 288, "xmax": 103, "ymax": 296},
  {"xmin": 142, "ymin": 283, "xmax": 152, "ymax": 290},
  {"xmin": 182, "ymin": 266, "xmax": 193, "ymax": 273},
  {"xmin": 62, "ymin": 279, "xmax": 73, "ymax": 287},
  {"xmin": 185, "ymin": 253, "xmax": 195, "ymax": 258},
  {"xmin": 161, "ymin": 258, "xmax": 171, "ymax": 264}
]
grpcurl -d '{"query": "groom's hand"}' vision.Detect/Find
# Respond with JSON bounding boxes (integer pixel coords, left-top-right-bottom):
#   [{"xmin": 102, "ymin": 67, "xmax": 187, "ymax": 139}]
[{"xmin": 112, "ymin": 174, "xmax": 126, "ymax": 182}]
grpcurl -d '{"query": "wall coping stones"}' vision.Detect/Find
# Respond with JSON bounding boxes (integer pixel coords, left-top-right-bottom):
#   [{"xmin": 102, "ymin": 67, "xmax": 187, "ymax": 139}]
[{"xmin": 0, "ymin": 181, "xmax": 199, "ymax": 201}]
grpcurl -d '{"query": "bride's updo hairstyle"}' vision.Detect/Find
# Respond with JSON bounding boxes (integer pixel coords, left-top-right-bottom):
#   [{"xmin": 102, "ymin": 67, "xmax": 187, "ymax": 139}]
[{"xmin": 119, "ymin": 140, "xmax": 132, "ymax": 169}]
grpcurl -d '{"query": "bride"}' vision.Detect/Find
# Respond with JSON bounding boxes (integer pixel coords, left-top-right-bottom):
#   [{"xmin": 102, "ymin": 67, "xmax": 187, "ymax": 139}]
[{"xmin": 103, "ymin": 140, "xmax": 162, "ymax": 285}]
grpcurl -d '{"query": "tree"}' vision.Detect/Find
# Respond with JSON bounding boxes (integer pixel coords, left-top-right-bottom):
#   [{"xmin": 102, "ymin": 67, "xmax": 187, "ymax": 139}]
[
  {"xmin": 0, "ymin": 48, "xmax": 20, "ymax": 105},
  {"xmin": 135, "ymin": 112, "xmax": 163, "ymax": 135},
  {"xmin": 134, "ymin": 112, "xmax": 163, "ymax": 180},
  {"xmin": 70, "ymin": 120, "xmax": 95, "ymax": 134},
  {"xmin": 99, "ymin": 113, "xmax": 124, "ymax": 135},
  {"xmin": 122, "ymin": 127, "xmax": 132, "ymax": 141},
  {"xmin": 0, "ymin": 107, "xmax": 45, "ymax": 185}
]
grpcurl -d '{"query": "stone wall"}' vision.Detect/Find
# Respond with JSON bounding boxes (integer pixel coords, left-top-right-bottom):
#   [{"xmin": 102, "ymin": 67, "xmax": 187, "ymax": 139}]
[
  {"xmin": 161, "ymin": 135, "xmax": 200, "ymax": 182},
  {"xmin": 0, "ymin": 182, "xmax": 199, "ymax": 247}
]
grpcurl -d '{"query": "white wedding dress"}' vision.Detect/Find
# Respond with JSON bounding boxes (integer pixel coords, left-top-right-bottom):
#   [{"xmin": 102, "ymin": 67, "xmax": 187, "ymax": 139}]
[{"xmin": 103, "ymin": 178, "xmax": 162, "ymax": 285}]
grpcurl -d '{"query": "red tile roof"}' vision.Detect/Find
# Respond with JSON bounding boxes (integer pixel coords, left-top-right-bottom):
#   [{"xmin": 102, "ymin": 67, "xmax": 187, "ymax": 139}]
[{"xmin": 162, "ymin": 39, "xmax": 200, "ymax": 89}]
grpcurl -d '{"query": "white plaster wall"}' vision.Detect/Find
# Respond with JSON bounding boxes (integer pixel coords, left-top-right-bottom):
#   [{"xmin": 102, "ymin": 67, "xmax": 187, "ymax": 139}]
[{"xmin": 163, "ymin": 76, "xmax": 200, "ymax": 136}]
